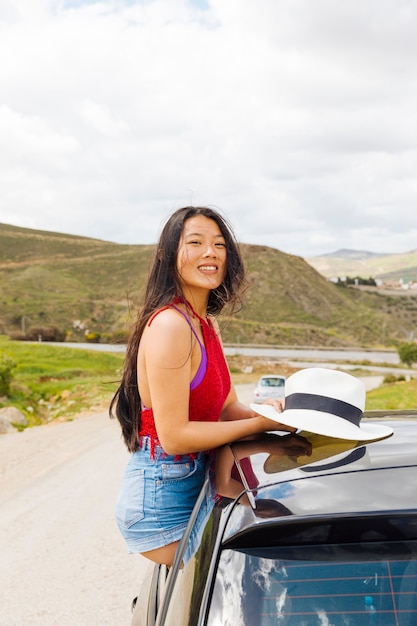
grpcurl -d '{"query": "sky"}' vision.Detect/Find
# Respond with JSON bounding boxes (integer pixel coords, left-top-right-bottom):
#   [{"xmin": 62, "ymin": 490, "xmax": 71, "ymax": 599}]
[{"xmin": 1, "ymin": 0, "xmax": 417, "ymax": 258}]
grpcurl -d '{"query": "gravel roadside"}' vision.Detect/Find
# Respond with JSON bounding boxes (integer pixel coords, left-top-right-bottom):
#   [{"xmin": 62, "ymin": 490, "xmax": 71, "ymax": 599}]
[{"xmin": 0, "ymin": 410, "xmax": 154, "ymax": 626}]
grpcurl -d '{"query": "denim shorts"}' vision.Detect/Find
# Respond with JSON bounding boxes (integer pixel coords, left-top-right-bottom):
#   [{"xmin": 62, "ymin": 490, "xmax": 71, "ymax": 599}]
[{"xmin": 115, "ymin": 437, "xmax": 210, "ymax": 553}]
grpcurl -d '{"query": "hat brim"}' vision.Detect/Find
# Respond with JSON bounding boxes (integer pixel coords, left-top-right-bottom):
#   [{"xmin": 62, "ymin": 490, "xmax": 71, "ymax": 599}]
[{"xmin": 250, "ymin": 403, "xmax": 393, "ymax": 442}]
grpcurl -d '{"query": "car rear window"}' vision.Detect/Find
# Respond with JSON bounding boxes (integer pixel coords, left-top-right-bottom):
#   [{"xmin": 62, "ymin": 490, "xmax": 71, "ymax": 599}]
[
  {"xmin": 260, "ymin": 377, "xmax": 285, "ymax": 387},
  {"xmin": 207, "ymin": 543, "xmax": 417, "ymax": 625}
]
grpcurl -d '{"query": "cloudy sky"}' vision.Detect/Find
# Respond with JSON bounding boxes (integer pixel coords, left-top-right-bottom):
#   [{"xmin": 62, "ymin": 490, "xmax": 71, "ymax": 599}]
[{"xmin": 1, "ymin": 0, "xmax": 417, "ymax": 257}]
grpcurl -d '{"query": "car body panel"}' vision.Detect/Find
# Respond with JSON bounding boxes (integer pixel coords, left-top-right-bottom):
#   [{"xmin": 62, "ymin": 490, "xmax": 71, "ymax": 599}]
[{"xmin": 132, "ymin": 415, "xmax": 417, "ymax": 626}]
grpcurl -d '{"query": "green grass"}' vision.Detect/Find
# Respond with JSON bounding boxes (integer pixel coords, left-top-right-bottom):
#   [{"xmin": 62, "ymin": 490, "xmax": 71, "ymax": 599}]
[
  {"xmin": 0, "ymin": 336, "xmax": 124, "ymax": 426},
  {"xmin": 1, "ymin": 336, "xmax": 416, "ymax": 430},
  {"xmin": 366, "ymin": 376, "xmax": 417, "ymax": 411}
]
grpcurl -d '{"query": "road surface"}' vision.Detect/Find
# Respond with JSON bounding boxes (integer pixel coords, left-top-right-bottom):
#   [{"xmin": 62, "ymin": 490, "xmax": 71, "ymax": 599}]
[{"xmin": 0, "ymin": 410, "xmax": 155, "ymax": 626}]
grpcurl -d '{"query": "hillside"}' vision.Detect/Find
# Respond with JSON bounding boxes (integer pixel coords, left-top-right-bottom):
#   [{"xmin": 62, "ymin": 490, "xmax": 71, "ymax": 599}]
[
  {"xmin": 306, "ymin": 248, "xmax": 417, "ymax": 282},
  {"xmin": 1, "ymin": 222, "xmax": 417, "ymax": 348}
]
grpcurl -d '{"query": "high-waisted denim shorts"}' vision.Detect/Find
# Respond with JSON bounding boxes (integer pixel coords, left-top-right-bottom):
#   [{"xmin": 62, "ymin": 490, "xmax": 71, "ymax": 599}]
[{"xmin": 115, "ymin": 437, "xmax": 209, "ymax": 553}]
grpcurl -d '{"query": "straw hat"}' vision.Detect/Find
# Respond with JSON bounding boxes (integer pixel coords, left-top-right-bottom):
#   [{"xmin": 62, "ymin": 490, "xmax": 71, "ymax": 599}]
[{"xmin": 251, "ymin": 367, "xmax": 393, "ymax": 441}]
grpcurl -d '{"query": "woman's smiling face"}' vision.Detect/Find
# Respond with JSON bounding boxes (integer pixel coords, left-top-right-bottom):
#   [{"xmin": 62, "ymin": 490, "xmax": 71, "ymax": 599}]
[{"xmin": 176, "ymin": 215, "xmax": 227, "ymax": 294}]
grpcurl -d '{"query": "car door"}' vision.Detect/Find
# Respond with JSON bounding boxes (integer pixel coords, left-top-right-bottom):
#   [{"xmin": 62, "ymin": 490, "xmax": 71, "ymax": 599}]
[{"xmin": 157, "ymin": 475, "xmax": 220, "ymax": 626}]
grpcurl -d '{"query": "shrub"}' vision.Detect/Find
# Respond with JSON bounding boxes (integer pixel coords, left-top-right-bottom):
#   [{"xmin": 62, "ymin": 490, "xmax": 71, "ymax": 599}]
[
  {"xmin": 101, "ymin": 330, "xmax": 129, "ymax": 344},
  {"xmin": 397, "ymin": 342, "xmax": 417, "ymax": 366},
  {"xmin": 0, "ymin": 355, "xmax": 16, "ymax": 396},
  {"xmin": 85, "ymin": 331, "xmax": 101, "ymax": 343},
  {"xmin": 25, "ymin": 326, "xmax": 65, "ymax": 341},
  {"xmin": 8, "ymin": 331, "xmax": 26, "ymax": 341},
  {"xmin": 382, "ymin": 373, "xmax": 407, "ymax": 387}
]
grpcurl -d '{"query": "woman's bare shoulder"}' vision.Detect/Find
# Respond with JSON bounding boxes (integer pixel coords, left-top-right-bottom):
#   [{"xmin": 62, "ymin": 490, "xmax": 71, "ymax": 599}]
[
  {"xmin": 148, "ymin": 306, "xmax": 190, "ymax": 330},
  {"xmin": 143, "ymin": 307, "xmax": 192, "ymax": 348},
  {"xmin": 141, "ymin": 306, "xmax": 194, "ymax": 365}
]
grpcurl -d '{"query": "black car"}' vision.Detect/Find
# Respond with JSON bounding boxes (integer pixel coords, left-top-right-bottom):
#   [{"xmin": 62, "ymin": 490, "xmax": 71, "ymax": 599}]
[{"xmin": 132, "ymin": 413, "xmax": 417, "ymax": 626}]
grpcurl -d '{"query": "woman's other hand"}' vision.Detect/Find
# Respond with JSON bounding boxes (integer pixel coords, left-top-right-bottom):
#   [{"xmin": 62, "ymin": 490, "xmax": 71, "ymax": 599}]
[{"xmin": 262, "ymin": 397, "xmax": 285, "ymax": 412}]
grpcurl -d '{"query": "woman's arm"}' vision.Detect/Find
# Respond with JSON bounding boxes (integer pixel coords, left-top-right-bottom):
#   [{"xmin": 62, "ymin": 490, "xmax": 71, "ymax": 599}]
[
  {"xmin": 139, "ymin": 310, "xmax": 291, "ymax": 455},
  {"xmin": 214, "ymin": 319, "xmax": 285, "ymax": 422},
  {"xmin": 220, "ymin": 385, "xmax": 285, "ymax": 421}
]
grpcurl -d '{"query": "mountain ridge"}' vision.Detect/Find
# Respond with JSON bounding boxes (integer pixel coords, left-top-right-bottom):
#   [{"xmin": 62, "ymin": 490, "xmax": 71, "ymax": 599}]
[
  {"xmin": 306, "ymin": 247, "xmax": 417, "ymax": 282},
  {"xmin": 313, "ymin": 248, "xmax": 389, "ymax": 260},
  {"xmin": 1, "ymin": 222, "xmax": 417, "ymax": 348}
]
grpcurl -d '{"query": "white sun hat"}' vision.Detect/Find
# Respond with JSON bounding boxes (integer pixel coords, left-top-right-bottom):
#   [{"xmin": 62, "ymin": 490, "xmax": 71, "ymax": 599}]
[{"xmin": 250, "ymin": 367, "xmax": 393, "ymax": 441}]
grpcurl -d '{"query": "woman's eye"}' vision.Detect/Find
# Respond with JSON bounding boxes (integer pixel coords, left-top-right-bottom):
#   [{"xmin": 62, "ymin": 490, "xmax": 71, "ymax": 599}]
[{"xmin": 215, "ymin": 242, "xmax": 226, "ymax": 248}]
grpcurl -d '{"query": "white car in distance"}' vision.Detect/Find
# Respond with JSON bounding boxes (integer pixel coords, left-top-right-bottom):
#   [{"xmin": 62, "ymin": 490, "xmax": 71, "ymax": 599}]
[{"xmin": 253, "ymin": 374, "xmax": 286, "ymax": 403}]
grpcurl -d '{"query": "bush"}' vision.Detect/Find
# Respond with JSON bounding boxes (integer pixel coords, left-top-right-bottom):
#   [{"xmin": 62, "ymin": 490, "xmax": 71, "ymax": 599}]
[
  {"xmin": 0, "ymin": 355, "xmax": 16, "ymax": 396},
  {"xmin": 383, "ymin": 373, "xmax": 407, "ymax": 384},
  {"xmin": 101, "ymin": 330, "xmax": 129, "ymax": 344},
  {"xmin": 8, "ymin": 331, "xmax": 26, "ymax": 341},
  {"xmin": 11, "ymin": 326, "xmax": 66, "ymax": 342},
  {"xmin": 397, "ymin": 342, "xmax": 417, "ymax": 366},
  {"xmin": 85, "ymin": 332, "xmax": 101, "ymax": 343}
]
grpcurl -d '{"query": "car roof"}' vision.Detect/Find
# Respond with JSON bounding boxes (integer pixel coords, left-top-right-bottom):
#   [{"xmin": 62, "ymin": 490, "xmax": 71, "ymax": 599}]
[
  {"xmin": 221, "ymin": 415, "xmax": 417, "ymax": 546},
  {"xmin": 258, "ymin": 374, "xmax": 285, "ymax": 379}
]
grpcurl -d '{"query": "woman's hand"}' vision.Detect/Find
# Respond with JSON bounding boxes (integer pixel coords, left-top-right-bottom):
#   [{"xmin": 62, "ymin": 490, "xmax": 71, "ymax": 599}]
[
  {"xmin": 252, "ymin": 398, "xmax": 296, "ymax": 434},
  {"xmin": 262, "ymin": 397, "xmax": 285, "ymax": 412}
]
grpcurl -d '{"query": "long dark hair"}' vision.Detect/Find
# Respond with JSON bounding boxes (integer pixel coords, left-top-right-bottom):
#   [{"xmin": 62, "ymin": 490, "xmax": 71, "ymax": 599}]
[{"xmin": 109, "ymin": 206, "xmax": 246, "ymax": 452}]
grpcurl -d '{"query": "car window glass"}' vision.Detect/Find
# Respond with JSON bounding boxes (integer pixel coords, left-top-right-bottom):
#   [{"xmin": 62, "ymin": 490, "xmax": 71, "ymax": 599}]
[
  {"xmin": 268, "ymin": 378, "xmax": 284, "ymax": 387},
  {"xmin": 207, "ymin": 543, "xmax": 417, "ymax": 626},
  {"xmin": 261, "ymin": 378, "xmax": 284, "ymax": 387}
]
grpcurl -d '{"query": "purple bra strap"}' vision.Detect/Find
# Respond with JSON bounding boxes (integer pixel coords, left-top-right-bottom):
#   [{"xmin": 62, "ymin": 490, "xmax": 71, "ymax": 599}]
[
  {"xmin": 169, "ymin": 305, "xmax": 207, "ymax": 390},
  {"xmin": 141, "ymin": 305, "xmax": 208, "ymax": 410}
]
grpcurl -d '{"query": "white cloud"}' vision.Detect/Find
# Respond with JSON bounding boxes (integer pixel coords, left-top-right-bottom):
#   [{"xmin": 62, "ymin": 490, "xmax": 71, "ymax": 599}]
[
  {"xmin": 77, "ymin": 99, "xmax": 130, "ymax": 135},
  {"xmin": 1, "ymin": 0, "xmax": 417, "ymax": 255}
]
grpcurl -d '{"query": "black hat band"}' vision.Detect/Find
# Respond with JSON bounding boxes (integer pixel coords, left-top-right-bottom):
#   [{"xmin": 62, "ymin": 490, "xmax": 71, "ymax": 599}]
[{"xmin": 285, "ymin": 392, "xmax": 363, "ymax": 427}]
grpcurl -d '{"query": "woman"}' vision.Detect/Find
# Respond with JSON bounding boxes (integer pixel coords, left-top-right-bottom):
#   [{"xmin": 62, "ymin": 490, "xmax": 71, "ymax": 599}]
[{"xmin": 110, "ymin": 206, "xmax": 292, "ymax": 566}]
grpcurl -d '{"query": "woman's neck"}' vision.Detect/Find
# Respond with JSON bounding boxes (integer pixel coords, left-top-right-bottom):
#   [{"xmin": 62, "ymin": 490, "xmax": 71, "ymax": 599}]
[{"xmin": 178, "ymin": 290, "xmax": 209, "ymax": 320}]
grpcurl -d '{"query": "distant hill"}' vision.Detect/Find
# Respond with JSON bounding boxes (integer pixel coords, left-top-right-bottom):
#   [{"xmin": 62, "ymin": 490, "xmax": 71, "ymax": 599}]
[
  {"xmin": 1, "ymin": 222, "xmax": 417, "ymax": 348},
  {"xmin": 319, "ymin": 249, "xmax": 388, "ymax": 261},
  {"xmin": 306, "ymin": 248, "xmax": 417, "ymax": 282}
]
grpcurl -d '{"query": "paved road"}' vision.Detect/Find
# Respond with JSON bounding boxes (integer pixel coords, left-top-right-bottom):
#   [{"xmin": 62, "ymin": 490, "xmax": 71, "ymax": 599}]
[
  {"xmin": 0, "ymin": 412, "xmax": 154, "ymax": 626},
  {"xmin": 41, "ymin": 342, "xmax": 401, "ymax": 366},
  {"xmin": 224, "ymin": 346, "xmax": 400, "ymax": 364}
]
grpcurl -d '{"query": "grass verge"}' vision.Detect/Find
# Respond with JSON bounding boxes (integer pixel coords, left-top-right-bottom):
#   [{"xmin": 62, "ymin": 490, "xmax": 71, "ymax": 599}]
[
  {"xmin": 1, "ymin": 337, "xmax": 416, "ymax": 428},
  {"xmin": 0, "ymin": 336, "xmax": 124, "ymax": 426},
  {"xmin": 365, "ymin": 376, "xmax": 417, "ymax": 411}
]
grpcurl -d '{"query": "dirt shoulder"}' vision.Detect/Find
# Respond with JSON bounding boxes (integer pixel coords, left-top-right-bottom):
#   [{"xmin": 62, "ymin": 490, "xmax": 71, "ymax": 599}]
[{"xmin": 0, "ymin": 410, "xmax": 153, "ymax": 626}]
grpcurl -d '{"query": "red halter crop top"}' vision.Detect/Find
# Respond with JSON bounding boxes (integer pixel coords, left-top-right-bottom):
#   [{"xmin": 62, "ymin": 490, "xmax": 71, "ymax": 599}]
[{"xmin": 139, "ymin": 299, "xmax": 231, "ymax": 455}]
